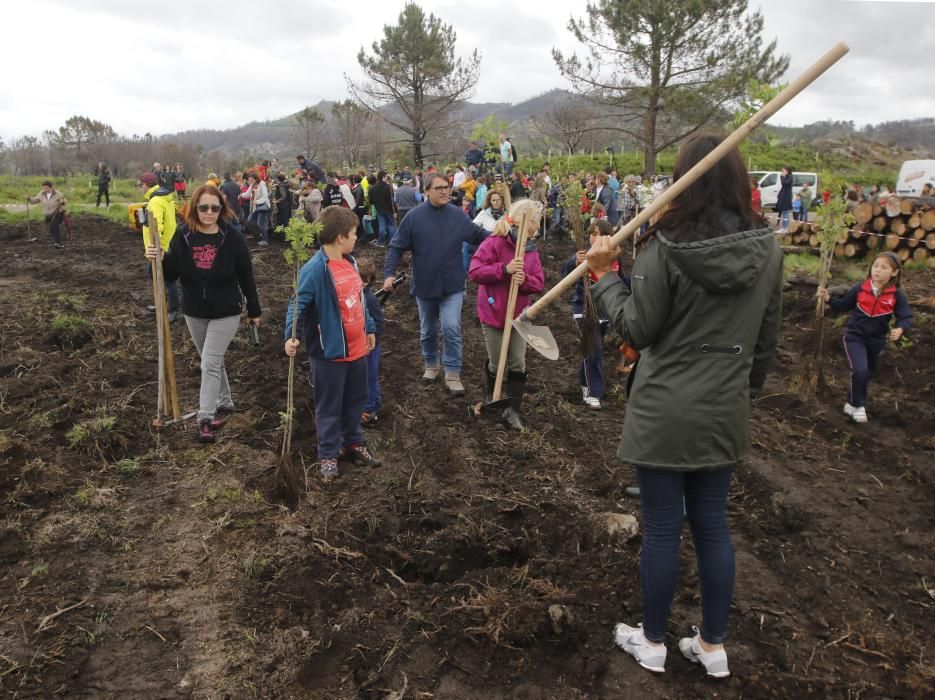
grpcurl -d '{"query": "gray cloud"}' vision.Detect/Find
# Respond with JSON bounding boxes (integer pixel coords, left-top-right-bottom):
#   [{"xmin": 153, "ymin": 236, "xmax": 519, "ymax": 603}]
[{"xmin": 2, "ymin": 0, "xmax": 931, "ymax": 141}]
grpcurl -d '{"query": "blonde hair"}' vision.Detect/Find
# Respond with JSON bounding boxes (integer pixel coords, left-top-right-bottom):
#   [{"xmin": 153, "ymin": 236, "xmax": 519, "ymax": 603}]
[{"xmin": 492, "ymin": 199, "xmax": 544, "ymax": 238}]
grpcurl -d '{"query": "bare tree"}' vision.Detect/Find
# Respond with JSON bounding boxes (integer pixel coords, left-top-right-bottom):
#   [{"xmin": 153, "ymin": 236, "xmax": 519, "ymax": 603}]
[
  {"xmin": 293, "ymin": 107, "xmax": 326, "ymax": 161},
  {"xmin": 331, "ymin": 100, "xmax": 371, "ymax": 166},
  {"xmin": 532, "ymin": 102, "xmax": 596, "ymax": 155}
]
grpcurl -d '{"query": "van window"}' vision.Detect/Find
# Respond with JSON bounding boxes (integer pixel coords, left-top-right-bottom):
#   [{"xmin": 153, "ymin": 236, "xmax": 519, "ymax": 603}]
[
  {"xmin": 760, "ymin": 173, "xmax": 777, "ymax": 187},
  {"xmin": 793, "ymin": 174, "xmax": 816, "ymax": 187}
]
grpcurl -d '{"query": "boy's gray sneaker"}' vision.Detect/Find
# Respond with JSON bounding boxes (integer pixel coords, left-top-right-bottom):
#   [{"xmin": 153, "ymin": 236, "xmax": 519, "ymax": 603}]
[
  {"xmin": 679, "ymin": 626, "xmax": 730, "ymax": 678},
  {"xmin": 613, "ymin": 622, "xmax": 667, "ymax": 673},
  {"xmin": 422, "ymin": 365, "xmax": 440, "ymax": 382},
  {"xmin": 319, "ymin": 458, "xmax": 339, "ymax": 481}
]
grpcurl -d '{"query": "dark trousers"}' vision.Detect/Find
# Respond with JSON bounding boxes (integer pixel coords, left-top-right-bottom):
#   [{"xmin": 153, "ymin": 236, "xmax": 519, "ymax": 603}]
[
  {"xmin": 843, "ymin": 335, "xmax": 885, "ymax": 408},
  {"xmin": 96, "ymin": 185, "xmax": 110, "ymax": 207},
  {"xmin": 46, "ymin": 213, "xmax": 64, "ymax": 244},
  {"xmin": 364, "ymin": 344, "xmax": 382, "ymax": 413},
  {"xmin": 637, "ymin": 467, "xmax": 735, "ymax": 645},
  {"xmin": 311, "ymin": 356, "xmax": 369, "ymax": 459},
  {"xmin": 577, "ymin": 319, "xmax": 609, "ymax": 398}
]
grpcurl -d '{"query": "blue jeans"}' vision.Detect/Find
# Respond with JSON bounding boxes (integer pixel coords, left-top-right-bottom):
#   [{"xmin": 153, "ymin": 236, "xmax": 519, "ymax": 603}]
[
  {"xmin": 249, "ymin": 208, "xmax": 270, "ymax": 242},
  {"xmin": 779, "ymin": 209, "xmax": 791, "ymax": 229},
  {"xmin": 364, "ymin": 344, "xmax": 382, "ymax": 413},
  {"xmin": 415, "ymin": 292, "xmax": 464, "ymax": 374},
  {"xmin": 377, "ymin": 211, "xmax": 396, "ymax": 245},
  {"xmin": 637, "ymin": 467, "xmax": 735, "ymax": 645}
]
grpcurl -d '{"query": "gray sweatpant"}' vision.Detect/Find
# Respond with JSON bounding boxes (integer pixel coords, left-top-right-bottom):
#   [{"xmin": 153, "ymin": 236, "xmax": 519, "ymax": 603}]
[
  {"xmin": 481, "ymin": 323, "xmax": 527, "ymax": 374},
  {"xmin": 184, "ymin": 315, "xmax": 240, "ymax": 421}
]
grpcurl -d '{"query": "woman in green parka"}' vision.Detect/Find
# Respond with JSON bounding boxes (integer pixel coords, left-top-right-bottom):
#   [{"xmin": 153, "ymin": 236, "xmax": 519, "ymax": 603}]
[{"xmin": 586, "ymin": 133, "xmax": 783, "ymax": 679}]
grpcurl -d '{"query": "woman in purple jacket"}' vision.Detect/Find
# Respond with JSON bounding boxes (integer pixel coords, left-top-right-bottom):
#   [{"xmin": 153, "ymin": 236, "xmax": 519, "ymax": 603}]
[{"xmin": 468, "ymin": 200, "xmax": 545, "ymax": 430}]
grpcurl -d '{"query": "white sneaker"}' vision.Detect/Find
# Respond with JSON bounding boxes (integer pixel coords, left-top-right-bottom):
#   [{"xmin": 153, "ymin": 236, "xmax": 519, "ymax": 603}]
[
  {"xmin": 422, "ymin": 365, "xmax": 440, "ymax": 382},
  {"xmin": 679, "ymin": 627, "xmax": 730, "ymax": 678},
  {"xmin": 613, "ymin": 623, "xmax": 667, "ymax": 673},
  {"xmin": 843, "ymin": 402, "xmax": 857, "ymax": 417},
  {"xmin": 581, "ymin": 387, "xmax": 602, "ymax": 409},
  {"xmin": 851, "ymin": 406, "xmax": 867, "ymax": 423}
]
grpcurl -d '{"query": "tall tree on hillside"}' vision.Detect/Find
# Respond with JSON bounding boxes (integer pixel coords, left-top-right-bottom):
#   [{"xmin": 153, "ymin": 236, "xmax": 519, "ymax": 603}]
[
  {"xmin": 346, "ymin": 3, "xmax": 481, "ymax": 167},
  {"xmin": 553, "ymin": 0, "xmax": 789, "ymax": 175},
  {"xmin": 293, "ymin": 107, "xmax": 326, "ymax": 162},
  {"xmin": 331, "ymin": 100, "xmax": 371, "ymax": 166}
]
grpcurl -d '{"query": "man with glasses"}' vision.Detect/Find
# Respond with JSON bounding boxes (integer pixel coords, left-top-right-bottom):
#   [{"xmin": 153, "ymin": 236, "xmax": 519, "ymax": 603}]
[{"xmin": 383, "ymin": 172, "xmax": 489, "ymax": 396}]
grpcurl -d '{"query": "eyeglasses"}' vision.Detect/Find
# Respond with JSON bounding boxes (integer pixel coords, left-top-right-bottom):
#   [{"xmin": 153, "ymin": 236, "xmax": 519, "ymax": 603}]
[
  {"xmin": 197, "ymin": 204, "xmax": 222, "ymax": 213},
  {"xmin": 431, "ymin": 185, "xmax": 451, "ymax": 192}
]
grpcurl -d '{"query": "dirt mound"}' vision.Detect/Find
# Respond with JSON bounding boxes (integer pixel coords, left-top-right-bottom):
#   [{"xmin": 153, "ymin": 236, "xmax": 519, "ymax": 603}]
[{"xmin": 0, "ymin": 216, "xmax": 932, "ymax": 697}]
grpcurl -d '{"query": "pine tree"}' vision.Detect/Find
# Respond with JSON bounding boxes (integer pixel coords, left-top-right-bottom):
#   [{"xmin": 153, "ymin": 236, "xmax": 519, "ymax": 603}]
[
  {"xmin": 553, "ymin": 0, "xmax": 789, "ymax": 175},
  {"xmin": 346, "ymin": 3, "xmax": 480, "ymax": 167}
]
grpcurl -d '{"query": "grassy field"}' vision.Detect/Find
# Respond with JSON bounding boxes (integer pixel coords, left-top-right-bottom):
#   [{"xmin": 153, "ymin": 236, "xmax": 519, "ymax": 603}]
[
  {"xmin": 0, "ymin": 203, "xmax": 132, "ymax": 226},
  {"xmin": 0, "ymin": 175, "xmax": 145, "ymax": 206}
]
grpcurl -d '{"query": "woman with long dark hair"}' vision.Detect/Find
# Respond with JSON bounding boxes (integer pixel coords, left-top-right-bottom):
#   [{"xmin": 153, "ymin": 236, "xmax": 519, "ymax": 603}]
[
  {"xmin": 586, "ymin": 132, "xmax": 783, "ymax": 678},
  {"xmin": 146, "ymin": 184, "xmax": 261, "ymax": 443}
]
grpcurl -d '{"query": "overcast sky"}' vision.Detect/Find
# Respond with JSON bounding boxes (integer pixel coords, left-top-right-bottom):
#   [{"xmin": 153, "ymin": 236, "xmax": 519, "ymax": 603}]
[{"xmin": 3, "ymin": 0, "xmax": 933, "ymax": 142}]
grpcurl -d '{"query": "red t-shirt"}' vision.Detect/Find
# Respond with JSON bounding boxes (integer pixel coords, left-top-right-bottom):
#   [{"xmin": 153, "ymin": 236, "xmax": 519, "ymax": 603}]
[{"xmin": 328, "ymin": 258, "xmax": 367, "ymax": 362}]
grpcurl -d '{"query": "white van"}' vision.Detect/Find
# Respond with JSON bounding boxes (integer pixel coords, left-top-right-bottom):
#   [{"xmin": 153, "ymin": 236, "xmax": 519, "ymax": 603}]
[
  {"xmin": 752, "ymin": 171, "xmax": 819, "ymax": 209},
  {"xmin": 895, "ymin": 160, "xmax": 935, "ymax": 197}
]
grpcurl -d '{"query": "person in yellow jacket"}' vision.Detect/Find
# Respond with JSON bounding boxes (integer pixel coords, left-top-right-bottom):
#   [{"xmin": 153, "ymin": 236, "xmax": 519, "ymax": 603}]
[{"xmin": 140, "ymin": 172, "xmax": 181, "ymax": 321}]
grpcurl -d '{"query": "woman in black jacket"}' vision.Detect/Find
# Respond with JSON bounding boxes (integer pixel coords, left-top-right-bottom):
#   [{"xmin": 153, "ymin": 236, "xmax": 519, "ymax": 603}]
[
  {"xmin": 775, "ymin": 166, "xmax": 793, "ymax": 232},
  {"xmin": 273, "ymin": 173, "xmax": 293, "ymax": 227},
  {"xmin": 146, "ymin": 184, "xmax": 261, "ymax": 443}
]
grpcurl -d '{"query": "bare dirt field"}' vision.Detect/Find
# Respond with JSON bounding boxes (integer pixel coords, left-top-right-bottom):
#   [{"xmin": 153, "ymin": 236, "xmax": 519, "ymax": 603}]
[{"xmin": 1, "ymin": 216, "xmax": 932, "ymax": 698}]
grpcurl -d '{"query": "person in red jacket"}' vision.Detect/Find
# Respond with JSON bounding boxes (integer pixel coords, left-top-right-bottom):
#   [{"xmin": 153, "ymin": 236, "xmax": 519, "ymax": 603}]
[
  {"xmin": 468, "ymin": 199, "xmax": 545, "ymax": 430},
  {"xmin": 817, "ymin": 252, "xmax": 912, "ymax": 423}
]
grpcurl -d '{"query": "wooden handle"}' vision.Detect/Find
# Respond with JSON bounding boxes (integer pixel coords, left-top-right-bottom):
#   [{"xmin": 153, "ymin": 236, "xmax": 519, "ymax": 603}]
[
  {"xmin": 524, "ymin": 41, "xmax": 850, "ymax": 321},
  {"xmin": 492, "ymin": 211, "xmax": 531, "ymax": 402}
]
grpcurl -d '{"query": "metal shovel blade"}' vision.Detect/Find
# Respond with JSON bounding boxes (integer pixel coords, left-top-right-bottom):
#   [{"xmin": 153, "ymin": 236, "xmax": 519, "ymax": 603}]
[{"xmin": 512, "ymin": 311, "xmax": 560, "ymax": 360}]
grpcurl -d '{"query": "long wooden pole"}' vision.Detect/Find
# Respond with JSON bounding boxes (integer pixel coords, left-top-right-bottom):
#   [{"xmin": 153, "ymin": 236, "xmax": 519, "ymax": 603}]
[
  {"xmin": 147, "ymin": 212, "xmax": 166, "ymax": 423},
  {"xmin": 282, "ymin": 266, "xmax": 300, "ymax": 458},
  {"xmin": 521, "ymin": 41, "xmax": 850, "ymax": 323},
  {"xmin": 491, "ymin": 211, "xmax": 531, "ymax": 402}
]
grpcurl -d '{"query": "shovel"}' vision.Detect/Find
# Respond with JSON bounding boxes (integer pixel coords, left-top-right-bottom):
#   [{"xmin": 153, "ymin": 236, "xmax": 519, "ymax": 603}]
[
  {"xmin": 374, "ymin": 270, "xmax": 407, "ymax": 305},
  {"xmin": 478, "ymin": 210, "xmax": 533, "ymax": 413},
  {"xmin": 513, "ymin": 41, "xmax": 850, "ymax": 359}
]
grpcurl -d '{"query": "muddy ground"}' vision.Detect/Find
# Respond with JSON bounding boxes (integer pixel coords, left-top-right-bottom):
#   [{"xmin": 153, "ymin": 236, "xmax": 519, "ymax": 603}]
[{"xmin": 0, "ymin": 216, "xmax": 933, "ymax": 699}]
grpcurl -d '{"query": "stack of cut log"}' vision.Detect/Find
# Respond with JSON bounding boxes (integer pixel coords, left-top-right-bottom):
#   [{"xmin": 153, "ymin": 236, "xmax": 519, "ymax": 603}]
[{"xmin": 779, "ymin": 197, "xmax": 935, "ymax": 268}]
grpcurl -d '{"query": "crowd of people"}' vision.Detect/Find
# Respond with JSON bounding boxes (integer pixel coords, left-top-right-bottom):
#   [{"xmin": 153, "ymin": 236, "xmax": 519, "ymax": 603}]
[{"xmin": 19, "ymin": 129, "xmax": 916, "ymax": 682}]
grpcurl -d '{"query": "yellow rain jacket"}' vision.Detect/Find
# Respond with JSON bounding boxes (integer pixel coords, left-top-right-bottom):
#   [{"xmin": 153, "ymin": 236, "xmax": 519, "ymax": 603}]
[{"xmin": 142, "ymin": 185, "xmax": 177, "ymax": 252}]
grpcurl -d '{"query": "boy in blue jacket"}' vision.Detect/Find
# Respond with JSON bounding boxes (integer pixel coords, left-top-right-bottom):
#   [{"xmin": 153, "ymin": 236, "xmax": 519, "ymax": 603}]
[{"xmin": 284, "ymin": 207, "xmax": 381, "ymax": 480}]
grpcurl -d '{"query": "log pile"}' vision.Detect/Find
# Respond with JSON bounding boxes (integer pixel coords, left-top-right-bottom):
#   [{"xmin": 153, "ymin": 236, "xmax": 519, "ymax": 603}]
[{"xmin": 779, "ymin": 196, "xmax": 935, "ymax": 268}]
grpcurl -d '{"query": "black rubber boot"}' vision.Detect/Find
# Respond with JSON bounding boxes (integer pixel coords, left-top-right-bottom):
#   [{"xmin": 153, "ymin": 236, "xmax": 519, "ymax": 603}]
[
  {"xmin": 484, "ymin": 363, "xmax": 498, "ymax": 403},
  {"xmin": 501, "ymin": 370, "xmax": 527, "ymax": 431}
]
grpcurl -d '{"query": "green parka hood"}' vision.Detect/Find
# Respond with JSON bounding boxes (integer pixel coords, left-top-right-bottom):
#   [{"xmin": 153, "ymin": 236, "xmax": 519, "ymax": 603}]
[{"xmin": 657, "ymin": 218, "xmax": 775, "ymax": 295}]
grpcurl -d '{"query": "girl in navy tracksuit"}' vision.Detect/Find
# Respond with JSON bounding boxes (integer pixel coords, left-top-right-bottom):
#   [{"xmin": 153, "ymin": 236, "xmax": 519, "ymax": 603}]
[
  {"xmin": 560, "ymin": 219, "xmax": 630, "ymax": 409},
  {"xmin": 818, "ymin": 252, "xmax": 912, "ymax": 423}
]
